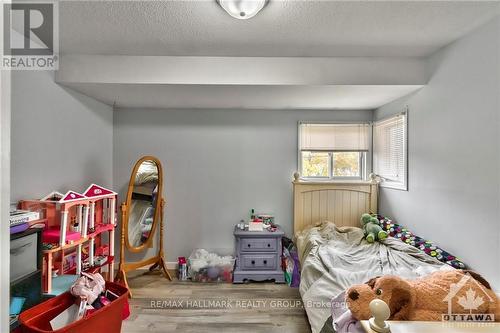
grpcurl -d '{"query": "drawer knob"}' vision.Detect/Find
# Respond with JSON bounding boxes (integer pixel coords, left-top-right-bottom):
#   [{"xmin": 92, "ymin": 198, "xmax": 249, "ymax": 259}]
[
  {"xmin": 267, "ymin": 244, "xmax": 271, "ymax": 247},
  {"xmin": 263, "ymin": 260, "xmax": 267, "ymax": 265},
  {"xmin": 251, "ymin": 260, "xmax": 255, "ymax": 265},
  {"xmin": 248, "ymin": 244, "xmax": 251, "ymax": 247}
]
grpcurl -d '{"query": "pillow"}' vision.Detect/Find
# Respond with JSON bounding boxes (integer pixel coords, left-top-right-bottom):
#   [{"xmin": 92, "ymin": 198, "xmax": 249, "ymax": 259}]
[{"xmin": 377, "ymin": 215, "xmax": 466, "ymax": 269}]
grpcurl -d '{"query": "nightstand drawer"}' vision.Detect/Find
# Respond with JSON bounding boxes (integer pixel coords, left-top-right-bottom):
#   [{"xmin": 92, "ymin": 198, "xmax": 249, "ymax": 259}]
[
  {"xmin": 240, "ymin": 254, "xmax": 277, "ymax": 270},
  {"xmin": 240, "ymin": 238, "xmax": 277, "ymax": 252}
]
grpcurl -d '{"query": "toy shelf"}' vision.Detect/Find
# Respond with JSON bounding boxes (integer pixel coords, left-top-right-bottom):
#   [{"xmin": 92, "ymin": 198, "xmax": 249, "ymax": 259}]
[
  {"xmin": 66, "ymin": 255, "xmax": 114, "ymax": 275},
  {"xmin": 85, "ymin": 255, "xmax": 115, "ymax": 274},
  {"xmin": 43, "ymin": 224, "xmax": 114, "ymax": 254},
  {"xmin": 87, "ymin": 223, "xmax": 115, "ymax": 239},
  {"xmin": 19, "ymin": 184, "xmax": 118, "ymax": 296},
  {"xmin": 43, "ymin": 236, "xmax": 89, "ymax": 254}
]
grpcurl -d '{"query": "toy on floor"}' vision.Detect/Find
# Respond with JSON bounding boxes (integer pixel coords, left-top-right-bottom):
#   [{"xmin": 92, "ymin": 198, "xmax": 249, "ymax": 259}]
[
  {"xmin": 346, "ymin": 270, "xmax": 500, "ymax": 322},
  {"xmin": 19, "ymin": 184, "xmax": 117, "ymax": 295},
  {"xmin": 188, "ymin": 249, "xmax": 235, "ymax": 282},
  {"xmin": 377, "ymin": 215, "xmax": 466, "ymax": 269},
  {"xmin": 360, "ymin": 213, "xmax": 387, "ymax": 243}
]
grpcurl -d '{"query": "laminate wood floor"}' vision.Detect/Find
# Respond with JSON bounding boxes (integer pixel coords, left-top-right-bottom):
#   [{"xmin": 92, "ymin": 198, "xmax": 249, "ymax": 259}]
[{"xmin": 122, "ymin": 270, "xmax": 311, "ymax": 333}]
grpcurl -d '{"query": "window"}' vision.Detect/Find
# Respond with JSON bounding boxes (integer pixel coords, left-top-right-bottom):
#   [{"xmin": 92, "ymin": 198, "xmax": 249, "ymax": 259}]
[
  {"xmin": 299, "ymin": 123, "xmax": 370, "ymax": 180},
  {"xmin": 373, "ymin": 112, "xmax": 407, "ymax": 190}
]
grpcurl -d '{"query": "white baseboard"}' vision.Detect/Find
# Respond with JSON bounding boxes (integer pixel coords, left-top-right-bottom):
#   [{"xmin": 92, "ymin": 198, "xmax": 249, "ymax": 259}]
[{"xmin": 166, "ymin": 261, "xmax": 177, "ymax": 270}]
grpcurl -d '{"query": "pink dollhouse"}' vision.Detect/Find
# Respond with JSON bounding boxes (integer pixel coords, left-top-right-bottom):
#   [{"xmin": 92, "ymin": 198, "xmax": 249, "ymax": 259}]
[{"xmin": 19, "ymin": 184, "xmax": 117, "ymax": 296}]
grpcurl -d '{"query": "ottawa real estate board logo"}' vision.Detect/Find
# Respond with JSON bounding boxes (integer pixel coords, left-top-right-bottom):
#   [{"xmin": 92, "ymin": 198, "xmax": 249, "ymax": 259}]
[
  {"xmin": 442, "ymin": 272, "xmax": 495, "ymax": 323},
  {"xmin": 1, "ymin": 1, "xmax": 58, "ymax": 70}
]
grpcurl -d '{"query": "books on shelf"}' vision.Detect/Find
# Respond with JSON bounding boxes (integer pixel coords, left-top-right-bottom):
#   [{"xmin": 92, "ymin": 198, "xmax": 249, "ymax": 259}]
[{"xmin": 9, "ymin": 210, "xmax": 40, "ymax": 227}]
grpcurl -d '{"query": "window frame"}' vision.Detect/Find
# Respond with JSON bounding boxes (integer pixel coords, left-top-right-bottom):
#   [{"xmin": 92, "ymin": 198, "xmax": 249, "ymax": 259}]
[
  {"xmin": 299, "ymin": 151, "xmax": 366, "ymax": 180},
  {"xmin": 298, "ymin": 121, "xmax": 371, "ymax": 181},
  {"xmin": 372, "ymin": 111, "xmax": 408, "ymax": 191}
]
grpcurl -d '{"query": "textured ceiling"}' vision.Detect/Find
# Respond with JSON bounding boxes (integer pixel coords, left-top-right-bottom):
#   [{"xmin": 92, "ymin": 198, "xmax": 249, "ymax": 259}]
[{"xmin": 60, "ymin": 1, "xmax": 500, "ymax": 57}]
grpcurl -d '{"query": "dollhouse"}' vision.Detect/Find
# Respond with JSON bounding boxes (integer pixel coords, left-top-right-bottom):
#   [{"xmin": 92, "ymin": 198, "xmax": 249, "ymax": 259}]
[{"xmin": 19, "ymin": 184, "xmax": 117, "ymax": 296}]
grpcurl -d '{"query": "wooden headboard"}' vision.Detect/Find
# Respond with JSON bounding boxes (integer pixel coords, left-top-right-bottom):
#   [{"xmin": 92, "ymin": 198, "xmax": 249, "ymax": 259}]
[{"xmin": 293, "ymin": 173, "xmax": 379, "ymax": 234}]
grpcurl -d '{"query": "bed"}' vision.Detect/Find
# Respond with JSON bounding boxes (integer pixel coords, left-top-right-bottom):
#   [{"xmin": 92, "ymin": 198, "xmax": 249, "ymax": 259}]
[{"xmin": 292, "ymin": 174, "xmax": 451, "ymax": 333}]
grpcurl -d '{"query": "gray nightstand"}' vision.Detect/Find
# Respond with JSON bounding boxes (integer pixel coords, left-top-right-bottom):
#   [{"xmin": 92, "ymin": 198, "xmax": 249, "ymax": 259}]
[{"xmin": 233, "ymin": 226, "xmax": 285, "ymax": 283}]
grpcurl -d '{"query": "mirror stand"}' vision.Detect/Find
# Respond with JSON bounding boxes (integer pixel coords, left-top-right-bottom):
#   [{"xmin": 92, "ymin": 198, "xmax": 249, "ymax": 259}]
[{"xmin": 115, "ymin": 156, "xmax": 172, "ymax": 298}]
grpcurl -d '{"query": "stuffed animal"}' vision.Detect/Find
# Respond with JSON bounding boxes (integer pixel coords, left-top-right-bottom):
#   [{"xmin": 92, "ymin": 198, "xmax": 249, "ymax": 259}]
[
  {"xmin": 360, "ymin": 213, "xmax": 387, "ymax": 243},
  {"xmin": 345, "ymin": 270, "xmax": 500, "ymax": 322}
]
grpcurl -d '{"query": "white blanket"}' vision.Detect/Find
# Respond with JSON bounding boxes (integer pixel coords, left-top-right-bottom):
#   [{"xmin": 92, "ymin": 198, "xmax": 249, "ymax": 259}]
[{"xmin": 296, "ymin": 222, "xmax": 452, "ymax": 333}]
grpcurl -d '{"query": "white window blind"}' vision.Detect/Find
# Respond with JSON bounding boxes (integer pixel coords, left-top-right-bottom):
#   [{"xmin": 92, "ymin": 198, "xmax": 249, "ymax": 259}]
[
  {"xmin": 299, "ymin": 123, "xmax": 370, "ymax": 151},
  {"xmin": 373, "ymin": 112, "xmax": 407, "ymax": 190}
]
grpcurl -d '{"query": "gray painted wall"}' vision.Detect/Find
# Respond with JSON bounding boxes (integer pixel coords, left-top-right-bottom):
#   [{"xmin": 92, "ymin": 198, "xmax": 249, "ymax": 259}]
[
  {"xmin": 375, "ymin": 18, "xmax": 500, "ymax": 290},
  {"xmin": 113, "ymin": 109, "xmax": 372, "ymax": 262},
  {"xmin": 11, "ymin": 70, "xmax": 113, "ymax": 202}
]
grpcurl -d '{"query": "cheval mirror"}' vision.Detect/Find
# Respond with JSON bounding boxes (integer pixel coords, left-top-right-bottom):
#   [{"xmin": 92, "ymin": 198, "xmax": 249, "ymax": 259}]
[{"xmin": 116, "ymin": 156, "xmax": 171, "ymax": 296}]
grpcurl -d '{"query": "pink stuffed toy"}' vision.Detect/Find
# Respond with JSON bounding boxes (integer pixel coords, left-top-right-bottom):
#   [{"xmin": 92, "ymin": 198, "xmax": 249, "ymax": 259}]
[{"xmin": 70, "ymin": 272, "xmax": 105, "ymax": 304}]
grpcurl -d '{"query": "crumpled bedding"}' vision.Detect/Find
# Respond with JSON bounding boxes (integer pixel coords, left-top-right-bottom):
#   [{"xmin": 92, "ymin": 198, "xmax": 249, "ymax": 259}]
[
  {"xmin": 295, "ymin": 221, "xmax": 452, "ymax": 333},
  {"xmin": 135, "ymin": 160, "xmax": 158, "ymax": 185}
]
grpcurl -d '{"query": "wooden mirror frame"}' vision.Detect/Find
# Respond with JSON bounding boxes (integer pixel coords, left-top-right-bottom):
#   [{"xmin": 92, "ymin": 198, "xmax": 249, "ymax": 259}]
[
  {"xmin": 116, "ymin": 156, "xmax": 171, "ymax": 296},
  {"xmin": 124, "ymin": 156, "xmax": 161, "ymax": 252}
]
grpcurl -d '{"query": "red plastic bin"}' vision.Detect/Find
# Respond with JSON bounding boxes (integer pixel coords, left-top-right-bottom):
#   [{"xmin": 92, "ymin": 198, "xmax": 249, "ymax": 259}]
[{"xmin": 19, "ymin": 282, "xmax": 129, "ymax": 333}]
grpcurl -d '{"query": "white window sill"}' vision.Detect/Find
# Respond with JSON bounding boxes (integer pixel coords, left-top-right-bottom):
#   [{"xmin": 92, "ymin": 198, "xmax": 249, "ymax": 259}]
[{"xmin": 379, "ymin": 181, "xmax": 407, "ymax": 191}]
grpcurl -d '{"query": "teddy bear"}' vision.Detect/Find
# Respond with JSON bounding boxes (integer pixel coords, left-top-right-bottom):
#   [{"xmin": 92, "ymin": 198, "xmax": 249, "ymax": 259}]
[
  {"xmin": 345, "ymin": 270, "xmax": 500, "ymax": 322},
  {"xmin": 360, "ymin": 213, "xmax": 387, "ymax": 243}
]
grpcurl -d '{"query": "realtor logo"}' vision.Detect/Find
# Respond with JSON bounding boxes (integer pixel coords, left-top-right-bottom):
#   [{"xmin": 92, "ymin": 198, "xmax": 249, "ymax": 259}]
[
  {"xmin": 1, "ymin": 1, "xmax": 58, "ymax": 69},
  {"xmin": 442, "ymin": 272, "xmax": 495, "ymax": 322}
]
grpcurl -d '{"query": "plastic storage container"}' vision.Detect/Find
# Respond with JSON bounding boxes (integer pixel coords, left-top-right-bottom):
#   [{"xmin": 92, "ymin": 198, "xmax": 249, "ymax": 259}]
[
  {"xmin": 19, "ymin": 281, "xmax": 129, "ymax": 333},
  {"xmin": 188, "ymin": 249, "xmax": 235, "ymax": 283}
]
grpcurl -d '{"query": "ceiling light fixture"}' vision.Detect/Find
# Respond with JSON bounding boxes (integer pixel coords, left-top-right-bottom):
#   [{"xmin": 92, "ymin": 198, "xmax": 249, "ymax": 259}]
[{"xmin": 217, "ymin": 0, "xmax": 269, "ymax": 20}]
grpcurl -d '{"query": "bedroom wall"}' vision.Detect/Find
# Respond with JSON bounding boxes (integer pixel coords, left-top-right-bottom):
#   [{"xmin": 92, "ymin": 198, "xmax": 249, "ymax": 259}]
[
  {"xmin": 375, "ymin": 18, "xmax": 500, "ymax": 290},
  {"xmin": 113, "ymin": 108, "xmax": 372, "ymax": 262},
  {"xmin": 11, "ymin": 70, "xmax": 113, "ymax": 203}
]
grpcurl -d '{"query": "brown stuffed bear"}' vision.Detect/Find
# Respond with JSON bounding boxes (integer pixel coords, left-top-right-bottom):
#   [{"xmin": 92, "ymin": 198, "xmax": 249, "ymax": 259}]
[{"xmin": 346, "ymin": 270, "xmax": 500, "ymax": 322}]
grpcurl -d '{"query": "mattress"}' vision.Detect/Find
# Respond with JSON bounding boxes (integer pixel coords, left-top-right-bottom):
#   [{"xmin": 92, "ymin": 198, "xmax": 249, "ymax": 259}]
[{"xmin": 295, "ymin": 221, "xmax": 452, "ymax": 333}]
